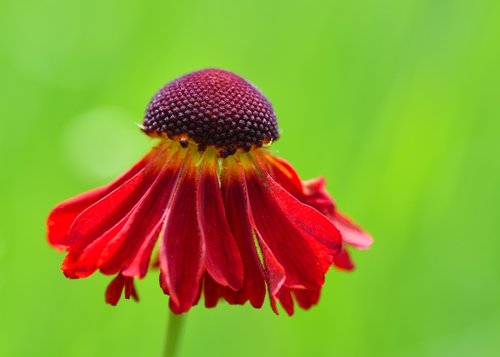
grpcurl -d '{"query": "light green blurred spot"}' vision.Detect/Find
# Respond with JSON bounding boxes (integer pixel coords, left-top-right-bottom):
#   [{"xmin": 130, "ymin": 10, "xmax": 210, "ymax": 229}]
[{"xmin": 62, "ymin": 107, "xmax": 150, "ymax": 182}]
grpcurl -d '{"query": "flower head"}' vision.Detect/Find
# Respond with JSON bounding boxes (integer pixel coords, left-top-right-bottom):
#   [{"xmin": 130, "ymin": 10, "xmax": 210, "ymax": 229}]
[{"xmin": 47, "ymin": 69, "xmax": 372, "ymax": 315}]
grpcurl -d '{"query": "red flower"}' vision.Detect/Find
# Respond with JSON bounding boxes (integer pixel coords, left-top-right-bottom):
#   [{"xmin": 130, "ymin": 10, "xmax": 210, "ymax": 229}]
[{"xmin": 47, "ymin": 69, "xmax": 372, "ymax": 315}]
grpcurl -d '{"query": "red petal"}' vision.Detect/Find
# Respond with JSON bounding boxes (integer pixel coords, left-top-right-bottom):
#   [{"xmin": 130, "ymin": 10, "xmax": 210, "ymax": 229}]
[
  {"xmin": 293, "ymin": 288, "xmax": 320, "ymax": 310},
  {"xmin": 105, "ymin": 273, "xmax": 139, "ymax": 306},
  {"xmin": 47, "ymin": 156, "xmax": 149, "ymax": 249},
  {"xmin": 203, "ymin": 274, "xmax": 220, "ymax": 308},
  {"xmin": 65, "ymin": 166, "xmax": 156, "ymax": 250},
  {"xmin": 277, "ymin": 286, "xmax": 321, "ymax": 315},
  {"xmin": 277, "ymin": 288, "xmax": 295, "ymax": 316},
  {"xmin": 63, "ymin": 150, "xmax": 184, "ymax": 279},
  {"xmin": 259, "ymin": 153, "xmax": 303, "ymax": 197},
  {"xmin": 268, "ymin": 176, "xmax": 342, "ymax": 255},
  {"xmin": 254, "ymin": 156, "xmax": 342, "ymax": 257},
  {"xmin": 197, "ymin": 158, "xmax": 243, "ymax": 290},
  {"xmin": 277, "ymin": 287, "xmax": 321, "ymax": 315},
  {"xmin": 234, "ymin": 169, "xmax": 284, "ymax": 313},
  {"xmin": 301, "ymin": 177, "xmax": 373, "ymax": 249},
  {"xmin": 201, "ymin": 161, "xmax": 269, "ymax": 309},
  {"xmin": 331, "ymin": 211, "xmax": 373, "ymax": 249},
  {"xmin": 168, "ymin": 277, "xmax": 203, "ymax": 314},
  {"xmin": 250, "ymin": 168, "xmax": 342, "ymax": 264},
  {"xmin": 101, "ymin": 154, "xmax": 183, "ymax": 277},
  {"xmin": 301, "ymin": 177, "xmax": 336, "ymax": 216},
  {"xmin": 62, "ymin": 213, "xmax": 132, "ymax": 278},
  {"xmin": 159, "ymin": 160, "xmax": 204, "ymax": 313},
  {"xmin": 245, "ymin": 168, "xmax": 326, "ymax": 290},
  {"xmin": 61, "ymin": 166, "xmax": 156, "ymax": 277},
  {"xmin": 220, "ymin": 161, "xmax": 266, "ymax": 308},
  {"xmin": 332, "ymin": 248, "xmax": 355, "ymax": 271}
]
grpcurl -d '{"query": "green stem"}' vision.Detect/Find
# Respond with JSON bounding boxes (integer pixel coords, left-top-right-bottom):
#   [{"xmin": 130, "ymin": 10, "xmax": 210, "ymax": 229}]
[{"xmin": 163, "ymin": 311, "xmax": 186, "ymax": 357}]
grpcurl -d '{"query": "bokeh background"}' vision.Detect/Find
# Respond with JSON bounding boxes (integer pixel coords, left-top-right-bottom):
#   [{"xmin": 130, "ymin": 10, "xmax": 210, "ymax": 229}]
[{"xmin": 1, "ymin": 0, "xmax": 499, "ymax": 356}]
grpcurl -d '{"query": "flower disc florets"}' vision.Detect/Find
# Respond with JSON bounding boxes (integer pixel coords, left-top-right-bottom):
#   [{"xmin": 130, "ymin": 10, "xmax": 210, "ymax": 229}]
[{"xmin": 142, "ymin": 69, "xmax": 280, "ymax": 157}]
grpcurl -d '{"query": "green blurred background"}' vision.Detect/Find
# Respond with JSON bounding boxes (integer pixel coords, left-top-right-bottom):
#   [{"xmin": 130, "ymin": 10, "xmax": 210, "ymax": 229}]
[{"xmin": 1, "ymin": 0, "xmax": 499, "ymax": 356}]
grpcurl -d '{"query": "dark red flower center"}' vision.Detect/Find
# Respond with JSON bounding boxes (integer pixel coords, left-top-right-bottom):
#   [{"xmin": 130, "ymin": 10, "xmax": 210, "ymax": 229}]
[{"xmin": 142, "ymin": 69, "xmax": 280, "ymax": 157}]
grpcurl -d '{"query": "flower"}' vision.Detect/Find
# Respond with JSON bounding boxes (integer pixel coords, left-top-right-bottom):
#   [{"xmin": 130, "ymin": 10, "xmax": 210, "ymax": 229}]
[{"xmin": 47, "ymin": 69, "xmax": 372, "ymax": 315}]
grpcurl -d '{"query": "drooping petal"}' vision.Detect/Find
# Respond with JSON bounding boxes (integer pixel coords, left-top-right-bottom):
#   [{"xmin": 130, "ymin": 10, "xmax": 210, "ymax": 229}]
[
  {"xmin": 255, "ymin": 170, "xmax": 343, "ymax": 260},
  {"xmin": 258, "ymin": 153, "xmax": 303, "ymax": 197},
  {"xmin": 277, "ymin": 287, "xmax": 295, "ymax": 316},
  {"xmin": 293, "ymin": 288, "xmax": 321, "ymax": 310},
  {"xmin": 65, "ymin": 169, "xmax": 155, "ymax": 248},
  {"xmin": 62, "ymin": 213, "xmax": 132, "ymax": 278},
  {"xmin": 245, "ymin": 168, "xmax": 326, "ymax": 290},
  {"xmin": 47, "ymin": 155, "xmax": 150, "ymax": 249},
  {"xmin": 254, "ymin": 154, "xmax": 342, "ymax": 256},
  {"xmin": 61, "ymin": 146, "xmax": 179, "ymax": 279},
  {"xmin": 159, "ymin": 157, "xmax": 205, "ymax": 314},
  {"xmin": 277, "ymin": 286, "xmax": 321, "ymax": 315},
  {"xmin": 266, "ymin": 159, "xmax": 373, "ymax": 251},
  {"xmin": 61, "ymin": 166, "xmax": 157, "ymax": 278},
  {"xmin": 332, "ymin": 248, "xmax": 355, "ymax": 271},
  {"xmin": 203, "ymin": 274, "xmax": 220, "ymax": 308},
  {"xmin": 197, "ymin": 157, "xmax": 243, "ymax": 291},
  {"xmin": 276, "ymin": 287, "xmax": 321, "ymax": 315},
  {"xmin": 247, "ymin": 225, "xmax": 285, "ymax": 314},
  {"xmin": 331, "ymin": 211, "xmax": 373, "ymax": 249},
  {"xmin": 48, "ymin": 189, "xmax": 107, "ymax": 250},
  {"xmin": 201, "ymin": 159, "xmax": 269, "ymax": 309},
  {"xmin": 221, "ymin": 163, "xmax": 285, "ymax": 313},
  {"xmin": 105, "ymin": 273, "xmax": 139, "ymax": 306},
  {"xmin": 100, "ymin": 153, "xmax": 183, "ymax": 277},
  {"xmin": 220, "ymin": 160, "xmax": 266, "ymax": 308},
  {"xmin": 301, "ymin": 177, "xmax": 336, "ymax": 216},
  {"xmin": 301, "ymin": 177, "xmax": 373, "ymax": 249}
]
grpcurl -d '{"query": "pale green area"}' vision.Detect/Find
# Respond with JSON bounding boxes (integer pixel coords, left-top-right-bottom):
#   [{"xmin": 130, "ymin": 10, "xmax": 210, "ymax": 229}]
[{"xmin": 1, "ymin": 0, "xmax": 499, "ymax": 356}]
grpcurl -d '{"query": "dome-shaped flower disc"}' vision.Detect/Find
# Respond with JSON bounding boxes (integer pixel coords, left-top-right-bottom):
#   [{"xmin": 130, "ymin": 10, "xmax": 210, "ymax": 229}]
[{"xmin": 143, "ymin": 69, "xmax": 279, "ymax": 157}]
